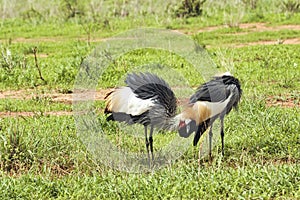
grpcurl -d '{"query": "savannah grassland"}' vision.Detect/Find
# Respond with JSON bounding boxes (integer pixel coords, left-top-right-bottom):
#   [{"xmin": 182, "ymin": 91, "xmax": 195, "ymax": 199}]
[{"xmin": 0, "ymin": 0, "xmax": 299, "ymax": 199}]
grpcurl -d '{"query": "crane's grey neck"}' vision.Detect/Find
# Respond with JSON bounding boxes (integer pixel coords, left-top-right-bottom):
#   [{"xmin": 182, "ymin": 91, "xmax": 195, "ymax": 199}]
[{"xmin": 158, "ymin": 114, "xmax": 182, "ymax": 131}]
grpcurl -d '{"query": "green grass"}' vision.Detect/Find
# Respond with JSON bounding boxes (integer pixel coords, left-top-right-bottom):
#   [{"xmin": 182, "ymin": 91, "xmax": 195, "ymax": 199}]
[
  {"xmin": 1, "ymin": 164, "xmax": 299, "ymax": 199},
  {"xmin": 0, "ymin": 98, "xmax": 72, "ymax": 112},
  {"xmin": 0, "ymin": 102, "xmax": 299, "ymax": 199},
  {"xmin": 194, "ymin": 29, "xmax": 300, "ymax": 46},
  {"xmin": 0, "ymin": 0, "xmax": 300, "ymax": 199}
]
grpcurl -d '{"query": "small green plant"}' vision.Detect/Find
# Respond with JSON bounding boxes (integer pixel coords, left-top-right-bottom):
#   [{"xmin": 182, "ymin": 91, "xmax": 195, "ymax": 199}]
[
  {"xmin": 173, "ymin": 0, "xmax": 206, "ymax": 18},
  {"xmin": 80, "ymin": 21, "xmax": 101, "ymax": 46},
  {"xmin": 0, "ymin": 47, "xmax": 13, "ymax": 72},
  {"xmin": 0, "ymin": 122, "xmax": 33, "ymax": 173},
  {"xmin": 21, "ymin": 7, "xmax": 44, "ymax": 23},
  {"xmin": 60, "ymin": 0, "xmax": 85, "ymax": 20},
  {"xmin": 0, "ymin": 46, "xmax": 27, "ymax": 74},
  {"xmin": 223, "ymin": 1, "xmax": 246, "ymax": 27}
]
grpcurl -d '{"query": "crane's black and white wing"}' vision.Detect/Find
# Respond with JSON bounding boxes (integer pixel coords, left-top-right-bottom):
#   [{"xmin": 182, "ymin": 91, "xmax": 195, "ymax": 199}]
[
  {"xmin": 190, "ymin": 76, "xmax": 231, "ymax": 103},
  {"xmin": 105, "ymin": 72, "xmax": 177, "ymax": 128},
  {"xmin": 126, "ymin": 72, "xmax": 177, "ymax": 127},
  {"xmin": 104, "ymin": 86, "xmax": 155, "ymax": 125}
]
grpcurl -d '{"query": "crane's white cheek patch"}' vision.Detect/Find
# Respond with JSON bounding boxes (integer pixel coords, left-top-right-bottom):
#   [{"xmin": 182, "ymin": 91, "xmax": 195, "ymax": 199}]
[
  {"xmin": 186, "ymin": 123, "xmax": 191, "ymax": 133},
  {"xmin": 185, "ymin": 119, "xmax": 192, "ymax": 125}
]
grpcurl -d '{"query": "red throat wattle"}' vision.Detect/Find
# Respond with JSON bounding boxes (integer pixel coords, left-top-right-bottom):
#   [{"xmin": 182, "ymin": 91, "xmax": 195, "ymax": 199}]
[{"xmin": 179, "ymin": 120, "xmax": 186, "ymax": 129}]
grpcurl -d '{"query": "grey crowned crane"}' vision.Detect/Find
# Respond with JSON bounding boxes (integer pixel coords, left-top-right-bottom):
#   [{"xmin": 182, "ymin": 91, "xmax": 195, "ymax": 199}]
[
  {"xmin": 178, "ymin": 72, "xmax": 242, "ymax": 159},
  {"xmin": 104, "ymin": 72, "xmax": 177, "ymax": 162}
]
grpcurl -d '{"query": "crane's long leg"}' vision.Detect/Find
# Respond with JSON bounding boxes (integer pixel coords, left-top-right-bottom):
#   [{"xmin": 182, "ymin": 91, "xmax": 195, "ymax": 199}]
[
  {"xmin": 149, "ymin": 125, "xmax": 154, "ymax": 161},
  {"xmin": 208, "ymin": 123, "xmax": 213, "ymax": 162},
  {"xmin": 196, "ymin": 124, "xmax": 206, "ymax": 166},
  {"xmin": 144, "ymin": 126, "xmax": 150, "ymax": 165},
  {"xmin": 220, "ymin": 117, "xmax": 225, "ymax": 156}
]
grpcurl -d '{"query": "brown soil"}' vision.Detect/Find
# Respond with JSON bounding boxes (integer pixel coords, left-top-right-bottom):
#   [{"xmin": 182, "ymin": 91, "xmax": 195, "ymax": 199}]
[
  {"xmin": 187, "ymin": 22, "xmax": 300, "ymax": 47},
  {"xmin": 197, "ymin": 22, "xmax": 300, "ymax": 33},
  {"xmin": 1, "ymin": 36, "xmax": 106, "ymax": 44},
  {"xmin": 230, "ymin": 38, "xmax": 300, "ymax": 48},
  {"xmin": 0, "ymin": 88, "xmax": 112, "ymax": 103},
  {"xmin": 266, "ymin": 95, "xmax": 299, "ymax": 108},
  {"xmin": 0, "ymin": 89, "xmax": 112, "ymax": 117},
  {"xmin": 10, "ymin": 37, "xmax": 64, "ymax": 43},
  {"xmin": 0, "ymin": 111, "xmax": 74, "ymax": 118}
]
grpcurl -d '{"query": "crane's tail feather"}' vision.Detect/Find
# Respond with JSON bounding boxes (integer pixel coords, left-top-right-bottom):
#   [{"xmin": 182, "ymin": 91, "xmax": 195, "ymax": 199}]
[
  {"xmin": 106, "ymin": 112, "xmax": 134, "ymax": 124},
  {"xmin": 106, "ymin": 111, "xmax": 150, "ymax": 126}
]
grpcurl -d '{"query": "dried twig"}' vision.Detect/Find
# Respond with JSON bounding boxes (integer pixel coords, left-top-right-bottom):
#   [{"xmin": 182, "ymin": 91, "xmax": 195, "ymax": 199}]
[{"xmin": 32, "ymin": 46, "xmax": 46, "ymax": 82}]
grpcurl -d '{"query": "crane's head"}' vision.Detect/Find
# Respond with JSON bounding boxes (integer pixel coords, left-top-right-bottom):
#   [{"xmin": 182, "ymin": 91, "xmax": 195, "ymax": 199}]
[
  {"xmin": 173, "ymin": 111, "xmax": 197, "ymax": 138},
  {"xmin": 178, "ymin": 118, "xmax": 197, "ymax": 138}
]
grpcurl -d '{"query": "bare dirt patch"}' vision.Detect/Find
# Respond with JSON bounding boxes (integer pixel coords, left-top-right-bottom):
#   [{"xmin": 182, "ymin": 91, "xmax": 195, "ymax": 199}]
[
  {"xmin": 184, "ymin": 22, "xmax": 300, "ymax": 47},
  {"xmin": 0, "ymin": 89, "xmax": 112, "ymax": 117},
  {"xmin": 0, "ymin": 111, "xmax": 73, "ymax": 118},
  {"xmin": 266, "ymin": 95, "xmax": 299, "ymax": 108},
  {"xmin": 231, "ymin": 38, "xmax": 300, "ymax": 48},
  {"xmin": 10, "ymin": 37, "xmax": 64, "ymax": 43},
  {"xmin": 241, "ymin": 23, "xmax": 300, "ymax": 32},
  {"xmin": 197, "ymin": 22, "xmax": 300, "ymax": 33},
  {"xmin": 0, "ymin": 88, "xmax": 112, "ymax": 103},
  {"xmin": 1, "ymin": 36, "xmax": 106, "ymax": 44}
]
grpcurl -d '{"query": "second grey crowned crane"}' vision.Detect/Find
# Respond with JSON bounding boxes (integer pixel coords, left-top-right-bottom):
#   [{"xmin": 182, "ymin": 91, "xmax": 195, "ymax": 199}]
[
  {"xmin": 104, "ymin": 72, "xmax": 177, "ymax": 162},
  {"xmin": 177, "ymin": 72, "xmax": 242, "ymax": 159}
]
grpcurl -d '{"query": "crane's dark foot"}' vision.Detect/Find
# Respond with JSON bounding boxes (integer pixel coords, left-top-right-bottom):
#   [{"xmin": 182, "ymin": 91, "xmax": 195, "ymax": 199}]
[
  {"xmin": 149, "ymin": 136, "xmax": 154, "ymax": 162},
  {"xmin": 145, "ymin": 140, "xmax": 151, "ymax": 167},
  {"xmin": 151, "ymin": 153, "xmax": 154, "ymax": 162},
  {"xmin": 208, "ymin": 153, "xmax": 213, "ymax": 164}
]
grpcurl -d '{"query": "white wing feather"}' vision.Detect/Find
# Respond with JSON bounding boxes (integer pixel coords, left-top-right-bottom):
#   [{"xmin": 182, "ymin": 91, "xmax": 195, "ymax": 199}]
[{"xmin": 108, "ymin": 87, "xmax": 154, "ymax": 116}]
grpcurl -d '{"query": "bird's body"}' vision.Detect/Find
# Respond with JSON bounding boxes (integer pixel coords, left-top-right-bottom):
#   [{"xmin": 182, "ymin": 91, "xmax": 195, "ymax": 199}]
[
  {"xmin": 104, "ymin": 72, "xmax": 177, "ymax": 163},
  {"xmin": 178, "ymin": 73, "xmax": 242, "ymax": 158},
  {"xmin": 105, "ymin": 72, "xmax": 242, "ymax": 163}
]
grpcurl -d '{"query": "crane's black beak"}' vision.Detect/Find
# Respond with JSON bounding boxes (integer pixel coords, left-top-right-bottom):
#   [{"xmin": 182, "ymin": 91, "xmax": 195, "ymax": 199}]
[{"xmin": 178, "ymin": 120, "xmax": 196, "ymax": 138}]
